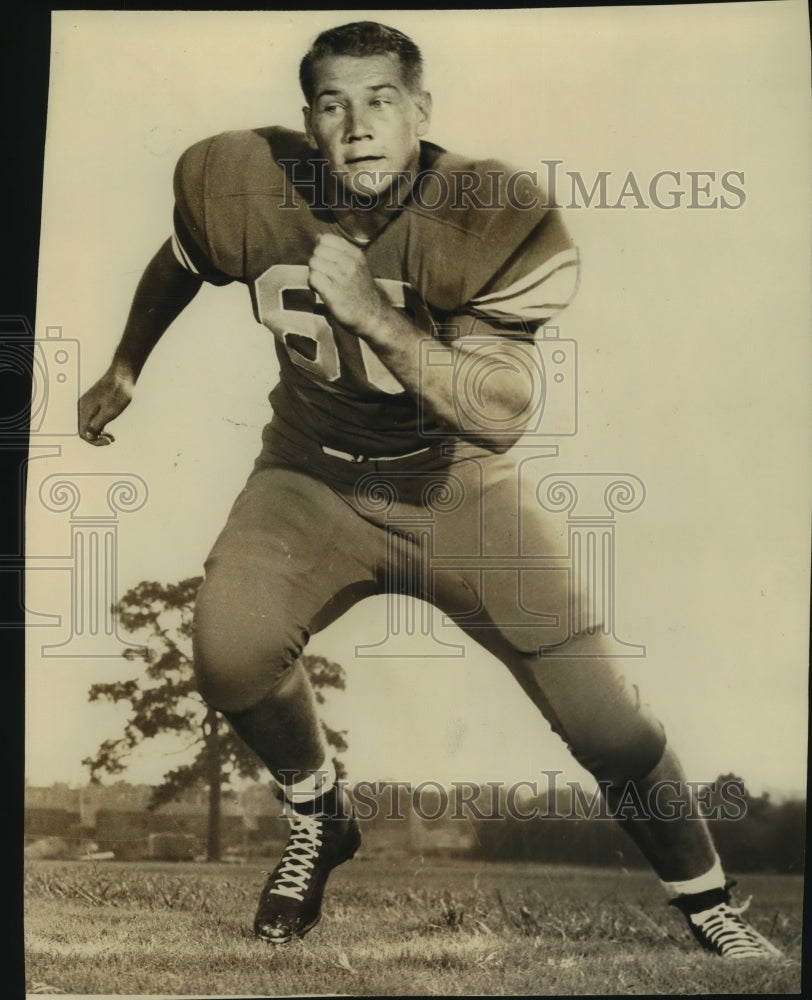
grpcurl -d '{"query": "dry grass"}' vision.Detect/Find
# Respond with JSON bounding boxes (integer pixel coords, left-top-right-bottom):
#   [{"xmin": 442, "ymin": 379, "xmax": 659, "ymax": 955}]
[{"xmin": 25, "ymin": 857, "xmax": 803, "ymax": 996}]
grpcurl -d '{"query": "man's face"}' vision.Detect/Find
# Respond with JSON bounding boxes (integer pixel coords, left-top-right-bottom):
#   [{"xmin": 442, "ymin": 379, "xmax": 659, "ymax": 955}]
[{"xmin": 304, "ymin": 53, "xmax": 431, "ymax": 199}]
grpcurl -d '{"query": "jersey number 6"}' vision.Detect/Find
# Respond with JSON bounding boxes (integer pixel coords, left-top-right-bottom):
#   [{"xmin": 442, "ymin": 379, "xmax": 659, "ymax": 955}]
[{"xmin": 252, "ymin": 263, "xmax": 433, "ymax": 395}]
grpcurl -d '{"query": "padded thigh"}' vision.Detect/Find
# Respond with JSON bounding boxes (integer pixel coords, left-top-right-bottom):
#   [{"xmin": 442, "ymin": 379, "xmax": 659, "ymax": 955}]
[
  {"xmin": 510, "ymin": 647, "xmax": 667, "ymax": 784},
  {"xmin": 194, "ymin": 423, "xmax": 666, "ymax": 784},
  {"xmin": 192, "ymin": 465, "xmax": 382, "ymax": 709},
  {"xmin": 412, "ymin": 451, "xmax": 575, "ymax": 654}
]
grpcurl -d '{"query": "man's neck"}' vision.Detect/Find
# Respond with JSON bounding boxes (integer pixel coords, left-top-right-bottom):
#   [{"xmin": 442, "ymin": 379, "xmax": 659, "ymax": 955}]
[{"xmin": 327, "ymin": 156, "xmax": 420, "ymax": 245}]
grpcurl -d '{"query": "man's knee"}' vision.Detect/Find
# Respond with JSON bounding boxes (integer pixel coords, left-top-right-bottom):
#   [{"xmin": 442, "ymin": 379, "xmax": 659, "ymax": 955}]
[
  {"xmin": 192, "ymin": 574, "xmax": 304, "ymax": 712},
  {"xmin": 551, "ymin": 646, "xmax": 667, "ymax": 785},
  {"xmin": 567, "ymin": 714, "xmax": 667, "ymax": 787},
  {"xmin": 503, "ymin": 636, "xmax": 668, "ymax": 786}
]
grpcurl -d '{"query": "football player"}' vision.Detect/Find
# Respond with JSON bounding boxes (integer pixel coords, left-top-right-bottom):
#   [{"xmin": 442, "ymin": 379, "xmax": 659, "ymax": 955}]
[{"xmin": 78, "ymin": 21, "xmax": 781, "ymax": 959}]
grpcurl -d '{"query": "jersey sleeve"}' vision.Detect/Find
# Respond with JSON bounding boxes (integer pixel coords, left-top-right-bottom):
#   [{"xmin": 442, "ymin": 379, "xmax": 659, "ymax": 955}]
[
  {"xmin": 171, "ymin": 137, "xmax": 235, "ymax": 286},
  {"xmin": 466, "ymin": 207, "xmax": 579, "ymax": 334},
  {"xmin": 408, "ymin": 150, "xmax": 579, "ymax": 336}
]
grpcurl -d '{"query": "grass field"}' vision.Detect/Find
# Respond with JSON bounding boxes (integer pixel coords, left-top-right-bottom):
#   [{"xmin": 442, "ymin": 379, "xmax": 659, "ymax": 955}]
[{"xmin": 25, "ymin": 855, "xmax": 803, "ymax": 996}]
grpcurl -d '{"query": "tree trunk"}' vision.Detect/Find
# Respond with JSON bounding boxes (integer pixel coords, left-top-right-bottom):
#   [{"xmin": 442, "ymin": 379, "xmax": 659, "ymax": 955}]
[{"xmin": 205, "ymin": 708, "xmax": 222, "ymax": 862}]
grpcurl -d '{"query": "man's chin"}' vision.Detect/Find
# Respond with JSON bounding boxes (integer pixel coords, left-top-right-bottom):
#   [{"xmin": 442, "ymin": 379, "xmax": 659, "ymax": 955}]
[{"xmin": 336, "ymin": 165, "xmax": 413, "ymax": 204}]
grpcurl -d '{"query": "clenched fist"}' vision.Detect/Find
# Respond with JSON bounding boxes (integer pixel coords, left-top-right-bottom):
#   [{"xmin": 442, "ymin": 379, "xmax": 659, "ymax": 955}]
[
  {"xmin": 307, "ymin": 234, "xmax": 390, "ymax": 337},
  {"xmin": 77, "ymin": 367, "xmax": 134, "ymax": 445}
]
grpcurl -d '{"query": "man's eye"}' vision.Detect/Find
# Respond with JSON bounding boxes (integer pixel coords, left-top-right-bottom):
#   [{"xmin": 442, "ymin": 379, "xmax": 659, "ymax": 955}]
[
  {"xmin": 371, "ymin": 98, "xmax": 389, "ymax": 108},
  {"xmin": 322, "ymin": 104, "xmax": 342, "ymax": 114}
]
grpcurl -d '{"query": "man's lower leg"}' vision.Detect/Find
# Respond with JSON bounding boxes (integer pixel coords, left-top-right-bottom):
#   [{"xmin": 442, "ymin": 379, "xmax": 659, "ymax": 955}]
[
  {"xmin": 605, "ymin": 744, "xmax": 718, "ymax": 883},
  {"xmin": 605, "ymin": 739, "xmax": 782, "ymax": 958},
  {"xmin": 506, "ymin": 634, "xmax": 783, "ymax": 959},
  {"xmin": 215, "ymin": 661, "xmax": 362, "ymax": 943}
]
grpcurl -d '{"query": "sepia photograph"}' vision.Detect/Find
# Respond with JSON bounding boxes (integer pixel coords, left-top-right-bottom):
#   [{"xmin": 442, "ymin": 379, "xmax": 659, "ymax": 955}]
[{"xmin": 21, "ymin": 5, "xmax": 809, "ymax": 996}]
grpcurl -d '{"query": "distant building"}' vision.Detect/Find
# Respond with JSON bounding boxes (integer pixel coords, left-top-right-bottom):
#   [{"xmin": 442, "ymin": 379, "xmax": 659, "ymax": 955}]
[{"xmin": 24, "ymin": 779, "xmax": 477, "ymax": 860}]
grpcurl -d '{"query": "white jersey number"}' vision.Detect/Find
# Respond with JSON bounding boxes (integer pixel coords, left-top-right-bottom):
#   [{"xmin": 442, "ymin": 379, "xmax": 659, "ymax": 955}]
[{"xmin": 253, "ymin": 264, "xmax": 431, "ymax": 395}]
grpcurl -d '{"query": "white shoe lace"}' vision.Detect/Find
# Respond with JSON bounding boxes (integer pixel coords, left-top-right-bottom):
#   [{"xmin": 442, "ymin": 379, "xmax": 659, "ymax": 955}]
[
  {"xmin": 269, "ymin": 814, "xmax": 323, "ymax": 901},
  {"xmin": 690, "ymin": 897, "xmax": 782, "ymax": 958}
]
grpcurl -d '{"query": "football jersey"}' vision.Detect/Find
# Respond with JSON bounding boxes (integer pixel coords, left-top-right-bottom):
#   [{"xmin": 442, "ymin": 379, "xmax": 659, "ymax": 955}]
[{"xmin": 172, "ymin": 126, "xmax": 578, "ymax": 455}]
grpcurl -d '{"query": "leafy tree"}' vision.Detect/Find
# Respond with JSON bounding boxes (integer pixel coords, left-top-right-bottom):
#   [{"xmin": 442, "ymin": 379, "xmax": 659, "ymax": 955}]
[{"xmin": 83, "ymin": 577, "xmax": 347, "ymax": 861}]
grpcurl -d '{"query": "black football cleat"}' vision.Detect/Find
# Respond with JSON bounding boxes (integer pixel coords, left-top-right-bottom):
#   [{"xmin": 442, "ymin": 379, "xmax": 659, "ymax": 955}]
[
  {"xmin": 669, "ymin": 881, "xmax": 783, "ymax": 959},
  {"xmin": 253, "ymin": 790, "xmax": 361, "ymax": 944}
]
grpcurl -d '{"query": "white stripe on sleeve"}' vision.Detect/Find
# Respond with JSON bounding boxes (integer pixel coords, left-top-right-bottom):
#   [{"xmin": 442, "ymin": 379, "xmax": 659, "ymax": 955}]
[
  {"xmin": 469, "ymin": 253, "xmax": 579, "ymax": 323},
  {"xmin": 171, "ymin": 232, "xmax": 200, "ymax": 275},
  {"xmin": 470, "ymin": 248, "xmax": 578, "ymax": 307}
]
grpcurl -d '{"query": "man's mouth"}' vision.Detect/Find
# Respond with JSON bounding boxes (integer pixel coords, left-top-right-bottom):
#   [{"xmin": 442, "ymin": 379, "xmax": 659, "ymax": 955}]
[{"xmin": 344, "ymin": 155, "xmax": 383, "ymax": 166}]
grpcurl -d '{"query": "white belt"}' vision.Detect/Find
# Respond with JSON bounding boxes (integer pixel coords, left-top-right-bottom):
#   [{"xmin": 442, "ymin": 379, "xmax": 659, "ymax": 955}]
[{"xmin": 321, "ymin": 444, "xmax": 431, "ymax": 464}]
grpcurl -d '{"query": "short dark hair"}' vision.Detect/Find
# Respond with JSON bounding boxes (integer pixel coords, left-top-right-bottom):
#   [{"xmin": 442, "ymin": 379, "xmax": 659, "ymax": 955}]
[{"xmin": 299, "ymin": 21, "xmax": 424, "ymax": 104}]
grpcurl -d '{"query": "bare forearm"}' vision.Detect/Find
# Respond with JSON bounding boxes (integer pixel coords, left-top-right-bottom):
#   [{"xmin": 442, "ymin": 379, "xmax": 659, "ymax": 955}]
[
  {"xmin": 79, "ymin": 239, "xmax": 203, "ymax": 445},
  {"xmin": 359, "ymin": 308, "xmax": 539, "ymax": 451},
  {"xmin": 111, "ymin": 238, "xmax": 203, "ymax": 380},
  {"xmin": 307, "ymin": 234, "xmax": 539, "ymax": 451}
]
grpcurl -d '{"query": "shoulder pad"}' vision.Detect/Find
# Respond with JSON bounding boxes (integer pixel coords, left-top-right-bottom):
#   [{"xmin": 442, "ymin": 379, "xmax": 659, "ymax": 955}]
[
  {"xmin": 405, "ymin": 143, "xmax": 559, "ymax": 311},
  {"xmin": 191, "ymin": 127, "xmax": 314, "ymax": 199},
  {"xmin": 173, "ymin": 128, "xmax": 319, "ymax": 279}
]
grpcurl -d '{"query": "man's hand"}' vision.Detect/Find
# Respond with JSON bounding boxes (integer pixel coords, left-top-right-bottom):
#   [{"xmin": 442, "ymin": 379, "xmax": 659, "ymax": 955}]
[
  {"xmin": 307, "ymin": 234, "xmax": 390, "ymax": 337},
  {"xmin": 78, "ymin": 367, "xmax": 135, "ymax": 446}
]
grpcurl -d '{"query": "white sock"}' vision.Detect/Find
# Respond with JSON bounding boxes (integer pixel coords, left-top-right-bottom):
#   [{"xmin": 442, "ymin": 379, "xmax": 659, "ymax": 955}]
[
  {"xmin": 282, "ymin": 760, "xmax": 337, "ymax": 809},
  {"xmin": 661, "ymin": 855, "xmax": 726, "ymax": 899}
]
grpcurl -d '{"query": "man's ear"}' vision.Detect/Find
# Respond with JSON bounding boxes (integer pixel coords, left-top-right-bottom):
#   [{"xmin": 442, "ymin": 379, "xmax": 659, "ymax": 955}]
[
  {"xmin": 415, "ymin": 91, "xmax": 432, "ymax": 137},
  {"xmin": 302, "ymin": 106, "xmax": 316, "ymax": 145}
]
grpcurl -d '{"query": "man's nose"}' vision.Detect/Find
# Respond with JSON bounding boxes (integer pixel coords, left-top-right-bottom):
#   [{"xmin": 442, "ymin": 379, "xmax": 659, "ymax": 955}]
[{"xmin": 345, "ymin": 105, "xmax": 373, "ymax": 141}]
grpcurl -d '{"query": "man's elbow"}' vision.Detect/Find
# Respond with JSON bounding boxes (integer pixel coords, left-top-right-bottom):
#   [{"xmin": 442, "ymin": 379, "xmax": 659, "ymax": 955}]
[
  {"xmin": 481, "ymin": 432, "xmax": 522, "ymax": 455},
  {"xmin": 464, "ymin": 423, "xmax": 526, "ymax": 454},
  {"xmin": 475, "ymin": 397, "xmax": 537, "ymax": 453}
]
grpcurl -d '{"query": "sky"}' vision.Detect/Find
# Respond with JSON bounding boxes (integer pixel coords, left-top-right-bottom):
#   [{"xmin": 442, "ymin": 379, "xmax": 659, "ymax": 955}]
[{"xmin": 26, "ymin": 5, "xmax": 810, "ymax": 799}]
